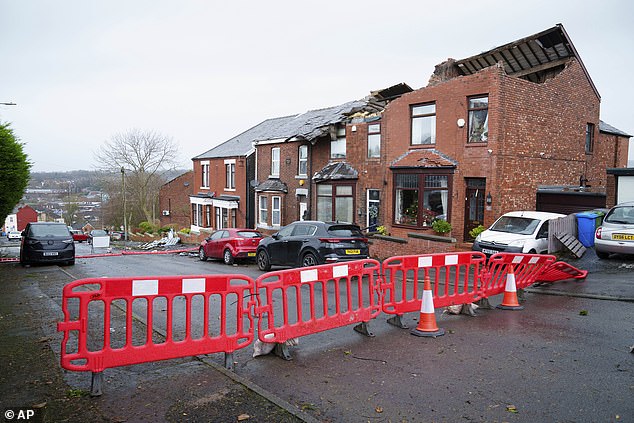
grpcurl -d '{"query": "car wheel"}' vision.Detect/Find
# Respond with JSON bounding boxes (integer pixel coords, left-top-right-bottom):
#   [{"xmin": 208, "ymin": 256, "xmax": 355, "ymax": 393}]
[
  {"xmin": 223, "ymin": 249, "xmax": 234, "ymax": 265},
  {"xmin": 528, "ymin": 249, "xmax": 537, "ymax": 254},
  {"xmin": 199, "ymin": 247, "xmax": 208, "ymax": 261},
  {"xmin": 301, "ymin": 252, "xmax": 318, "ymax": 267},
  {"xmin": 257, "ymin": 250, "xmax": 271, "ymax": 271},
  {"xmin": 596, "ymin": 250, "xmax": 610, "ymax": 259}
]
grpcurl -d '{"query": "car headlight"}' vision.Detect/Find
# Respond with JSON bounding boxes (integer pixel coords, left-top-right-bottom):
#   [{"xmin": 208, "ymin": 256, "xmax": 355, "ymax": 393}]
[
  {"xmin": 475, "ymin": 234, "xmax": 481, "ymax": 242},
  {"xmin": 508, "ymin": 239, "xmax": 525, "ymax": 247}
]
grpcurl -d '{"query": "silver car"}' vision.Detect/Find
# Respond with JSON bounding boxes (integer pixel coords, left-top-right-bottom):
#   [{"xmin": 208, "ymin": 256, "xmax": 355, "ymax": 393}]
[{"xmin": 594, "ymin": 201, "xmax": 634, "ymax": 259}]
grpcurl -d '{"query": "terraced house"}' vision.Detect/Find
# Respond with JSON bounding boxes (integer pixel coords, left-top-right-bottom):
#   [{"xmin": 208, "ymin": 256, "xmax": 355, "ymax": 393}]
[{"xmin": 180, "ymin": 24, "xmax": 629, "ymax": 254}]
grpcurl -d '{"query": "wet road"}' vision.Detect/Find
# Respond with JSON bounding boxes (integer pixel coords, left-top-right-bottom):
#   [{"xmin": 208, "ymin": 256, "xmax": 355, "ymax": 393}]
[{"xmin": 2, "ymin": 240, "xmax": 633, "ymax": 422}]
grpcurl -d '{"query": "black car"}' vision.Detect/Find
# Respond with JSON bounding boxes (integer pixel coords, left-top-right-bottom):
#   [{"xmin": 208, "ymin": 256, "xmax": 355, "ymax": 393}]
[
  {"xmin": 256, "ymin": 221, "xmax": 369, "ymax": 271},
  {"xmin": 20, "ymin": 222, "xmax": 75, "ymax": 266}
]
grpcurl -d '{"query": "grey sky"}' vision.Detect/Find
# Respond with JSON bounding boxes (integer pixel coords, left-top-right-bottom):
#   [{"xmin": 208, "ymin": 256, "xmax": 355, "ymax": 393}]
[{"xmin": 1, "ymin": 0, "xmax": 633, "ymax": 172}]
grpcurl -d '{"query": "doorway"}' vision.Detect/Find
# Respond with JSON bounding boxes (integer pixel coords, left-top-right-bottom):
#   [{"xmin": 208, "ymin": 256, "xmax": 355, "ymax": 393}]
[{"xmin": 464, "ymin": 178, "xmax": 486, "ymax": 241}]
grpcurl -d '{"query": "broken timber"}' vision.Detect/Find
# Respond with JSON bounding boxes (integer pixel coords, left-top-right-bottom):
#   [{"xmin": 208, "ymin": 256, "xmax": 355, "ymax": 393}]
[{"xmin": 555, "ymin": 233, "xmax": 586, "ymax": 258}]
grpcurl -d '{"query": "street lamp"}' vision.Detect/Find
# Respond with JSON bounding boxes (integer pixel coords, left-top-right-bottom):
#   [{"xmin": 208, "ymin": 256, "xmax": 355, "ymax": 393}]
[{"xmin": 121, "ymin": 167, "xmax": 128, "ymax": 242}]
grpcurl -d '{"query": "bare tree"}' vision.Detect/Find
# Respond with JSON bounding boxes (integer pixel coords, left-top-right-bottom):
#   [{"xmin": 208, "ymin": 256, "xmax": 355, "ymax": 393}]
[{"xmin": 95, "ymin": 129, "xmax": 179, "ymax": 225}]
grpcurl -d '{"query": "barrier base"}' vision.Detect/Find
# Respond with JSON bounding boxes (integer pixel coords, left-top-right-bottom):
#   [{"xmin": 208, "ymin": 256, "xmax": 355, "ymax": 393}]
[
  {"xmin": 460, "ymin": 303, "xmax": 478, "ymax": 316},
  {"xmin": 475, "ymin": 298, "xmax": 494, "ymax": 309},
  {"xmin": 224, "ymin": 352, "xmax": 234, "ymax": 370},
  {"xmin": 386, "ymin": 315, "xmax": 408, "ymax": 329},
  {"xmin": 274, "ymin": 343, "xmax": 292, "ymax": 361},
  {"xmin": 518, "ymin": 288, "xmax": 526, "ymax": 303},
  {"xmin": 410, "ymin": 327, "xmax": 445, "ymax": 338},
  {"xmin": 496, "ymin": 304, "xmax": 524, "ymax": 311},
  {"xmin": 353, "ymin": 321, "xmax": 375, "ymax": 337},
  {"xmin": 90, "ymin": 372, "xmax": 103, "ymax": 397}
]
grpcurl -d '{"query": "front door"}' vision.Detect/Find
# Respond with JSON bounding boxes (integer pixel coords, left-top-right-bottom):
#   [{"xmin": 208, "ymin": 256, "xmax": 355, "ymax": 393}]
[{"xmin": 464, "ymin": 178, "xmax": 486, "ymax": 241}]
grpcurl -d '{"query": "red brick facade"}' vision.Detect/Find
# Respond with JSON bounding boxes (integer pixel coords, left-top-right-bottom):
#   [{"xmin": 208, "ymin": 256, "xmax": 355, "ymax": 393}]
[{"xmin": 158, "ymin": 171, "xmax": 193, "ymax": 230}]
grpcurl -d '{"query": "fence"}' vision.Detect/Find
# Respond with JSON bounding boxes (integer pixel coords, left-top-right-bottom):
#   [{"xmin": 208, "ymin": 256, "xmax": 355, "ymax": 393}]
[
  {"xmin": 57, "ymin": 252, "xmax": 586, "ymax": 395},
  {"xmin": 549, "ymin": 214, "xmax": 577, "ymax": 253}
]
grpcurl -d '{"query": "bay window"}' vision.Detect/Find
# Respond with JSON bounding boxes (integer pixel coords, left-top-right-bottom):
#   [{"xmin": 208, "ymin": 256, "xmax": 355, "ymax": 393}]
[
  {"xmin": 394, "ymin": 173, "xmax": 450, "ymax": 227},
  {"xmin": 317, "ymin": 183, "xmax": 354, "ymax": 223}
]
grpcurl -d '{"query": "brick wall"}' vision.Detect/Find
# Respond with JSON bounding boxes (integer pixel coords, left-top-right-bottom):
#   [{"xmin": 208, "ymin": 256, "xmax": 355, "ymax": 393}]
[{"xmin": 159, "ymin": 171, "xmax": 193, "ymax": 230}]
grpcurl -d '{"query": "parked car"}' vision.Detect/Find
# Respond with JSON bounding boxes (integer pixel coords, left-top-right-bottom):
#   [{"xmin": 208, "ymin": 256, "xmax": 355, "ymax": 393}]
[
  {"xmin": 199, "ymin": 228, "xmax": 263, "ymax": 265},
  {"xmin": 20, "ymin": 222, "xmax": 75, "ymax": 266},
  {"xmin": 472, "ymin": 211, "xmax": 565, "ymax": 256},
  {"xmin": 69, "ymin": 228, "xmax": 88, "ymax": 243},
  {"xmin": 594, "ymin": 201, "xmax": 634, "ymax": 259},
  {"xmin": 7, "ymin": 231, "xmax": 22, "ymax": 241},
  {"xmin": 88, "ymin": 229, "xmax": 108, "ymax": 244},
  {"xmin": 256, "ymin": 221, "xmax": 369, "ymax": 271}
]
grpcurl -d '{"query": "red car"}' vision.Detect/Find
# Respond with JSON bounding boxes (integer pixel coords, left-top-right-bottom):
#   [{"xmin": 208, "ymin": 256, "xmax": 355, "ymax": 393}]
[
  {"xmin": 69, "ymin": 229, "xmax": 89, "ymax": 243},
  {"xmin": 199, "ymin": 228, "xmax": 263, "ymax": 265}
]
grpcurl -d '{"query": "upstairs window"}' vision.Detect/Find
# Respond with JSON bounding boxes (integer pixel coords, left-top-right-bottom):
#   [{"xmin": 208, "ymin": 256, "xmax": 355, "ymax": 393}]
[
  {"xmin": 585, "ymin": 123, "xmax": 595, "ymax": 154},
  {"xmin": 225, "ymin": 161, "xmax": 235, "ymax": 189},
  {"xmin": 468, "ymin": 96, "xmax": 488, "ymax": 143},
  {"xmin": 298, "ymin": 145, "xmax": 308, "ymax": 176},
  {"xmin": 331, "ymin": 127, "xmax": 346, "ymax": 159},
  {"xmin": 411, "ymin": 103, "xmax": 436, "ymax": 145},
  {"xmin": 201, "ymin": 161, "xmax": 210, "ymax": 188},
  {"xmin": 367, "ymin": 123, "xmax": 381, "ymax": 158},
  {"xmin": 271, "ymin": 147, "xmax": 280, "ymax": 177}
]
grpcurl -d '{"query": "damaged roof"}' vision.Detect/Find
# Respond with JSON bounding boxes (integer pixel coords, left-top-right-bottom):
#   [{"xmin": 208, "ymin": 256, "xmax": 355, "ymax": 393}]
[
  {"xmin": 255, "ymin": 179, "xmax": 288, "ymax": 193},
  {"xmin": 312, "ymin": 162, "xmax": 359, "ymax": 182},
  {"xmin": 449, "ymin": 24, "xmax": 599, "ymax": 98},
  {"xmin": 599, "ymin": 120, "xmax": 632, "ymax": 138},
  {"xmin": 390, "ymin": 149, "xmax": 458, "ymax": 169}
]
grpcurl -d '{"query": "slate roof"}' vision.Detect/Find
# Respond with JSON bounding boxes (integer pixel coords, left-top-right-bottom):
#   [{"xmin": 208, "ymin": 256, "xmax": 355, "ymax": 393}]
[
  {"xmin": 390, "ymin": 149, "xmax": 458, "ymax": 168},
  {"xmin": 599, "ymin": 120, "xmax": 632, "ymax": 137},
  {"xmin": 255, "ymin": 179, "xmax": 288, "ymax": 193}
]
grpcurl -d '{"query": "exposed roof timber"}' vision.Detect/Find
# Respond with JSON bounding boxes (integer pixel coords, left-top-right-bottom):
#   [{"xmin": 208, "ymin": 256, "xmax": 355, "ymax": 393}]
[{"xmin": 453, "ymin": 24, "xmax": 600, "ymax": 99}]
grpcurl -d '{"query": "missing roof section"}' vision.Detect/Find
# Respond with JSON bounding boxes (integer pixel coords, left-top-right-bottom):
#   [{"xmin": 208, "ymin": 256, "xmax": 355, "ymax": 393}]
[{"xmin": 429, "ymin": 24, "xmax": 599, "ymax": 98}]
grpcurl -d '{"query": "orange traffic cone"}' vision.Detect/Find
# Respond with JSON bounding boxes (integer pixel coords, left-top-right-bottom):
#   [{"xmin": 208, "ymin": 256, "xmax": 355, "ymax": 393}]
[
  {"xmin": 410, "ymin": 274, "xmax": 445, "ymax": 337},
  {"xmin": 496, "ymin": 265, "xmax": 524, "ymax": 310}
]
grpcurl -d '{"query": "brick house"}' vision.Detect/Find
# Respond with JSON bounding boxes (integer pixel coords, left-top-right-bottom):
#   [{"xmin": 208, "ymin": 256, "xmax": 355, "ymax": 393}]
[
  {"xmin": 378, "ymin": 24, "xmax": 629, "ymax": 245},
  {"xmin": 253, "ymin": 84, "xmax": 412, "ymax": 234},
  {"xmin": 3, "ymin": 204, "xmax": 38, "ymax": 232},
  {"xmin": 158, "ymin": 171, "xmax": 193, "ymax": 230},
  {"xmin": 189, "ymin": 116, "xmax": 298, "ymax": 234}
]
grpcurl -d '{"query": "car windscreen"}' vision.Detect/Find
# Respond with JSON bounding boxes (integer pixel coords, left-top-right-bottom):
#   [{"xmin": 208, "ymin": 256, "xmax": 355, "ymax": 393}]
[
  {"xmin": 604, "ymin": 206, "xmax": 634, "ymax": 224},
  {"xmin": 237, "ymin": 231, "xmax": 262, "ymax": 238},
  {"xmin": 489, "ymin": 217, "xmax": 540, "ymax": 235},
  {"xmin": 91, "ymin": 230, "xmax": 108, "ymax": 236},
  {"xmin": 327, "ymin": 225, "xmax": 364, "ymax": 237},
  {"xmin": 29, "ymin": 225, "xmax": 70, "ymax": 237}
]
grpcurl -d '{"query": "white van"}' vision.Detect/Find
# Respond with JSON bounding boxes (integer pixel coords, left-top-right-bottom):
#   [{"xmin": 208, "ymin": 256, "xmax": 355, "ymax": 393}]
[{"xmin": 472, "ymin": 211, "xmax": 565, "ymax": 256}]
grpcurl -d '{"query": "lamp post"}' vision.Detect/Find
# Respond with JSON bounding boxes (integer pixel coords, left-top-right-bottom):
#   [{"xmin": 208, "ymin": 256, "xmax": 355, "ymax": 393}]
[{"xmin": 121, "ymin": 167, "xmax": 128, "ymax": 242}]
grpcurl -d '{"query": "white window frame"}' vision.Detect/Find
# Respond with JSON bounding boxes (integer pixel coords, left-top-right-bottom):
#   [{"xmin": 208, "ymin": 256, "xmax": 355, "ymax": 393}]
[
  {"xmin": 298, "ymin": 145, "xmax": 308, "ymax": 177},
  {"xmin": 367, "ymin": 189, "xmax": 380, "ymax": 229},
  {"xmin": 367, "ymin": 123, "xmax": 381, "ymax": 159},
  {"xmin": 272, "ymin": 196, "xmax": 281, "ymax": 226},
  {"xmin": 331, "ymin": 127, "xmax": 346, "ymax": 159},
  {"xmin": 259, "ymin": 196, "xmax": 268, "ymax": 225},
  {"xmin": 224, "ymin": 159, "xmax": 236, "ymax": 190},
  {"xmin": 271, "ymin": 147, "xmax": 280, "ymax": 177},
  {"xmin": 201, "ymin": 161, "xmax": 210, "ymax": 188}
]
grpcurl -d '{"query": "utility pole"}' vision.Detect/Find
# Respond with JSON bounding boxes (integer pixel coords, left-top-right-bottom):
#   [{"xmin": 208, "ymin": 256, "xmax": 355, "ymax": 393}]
[{"xmin": 121, "ymin": 167, "xmax": 128, "ymax": 242}]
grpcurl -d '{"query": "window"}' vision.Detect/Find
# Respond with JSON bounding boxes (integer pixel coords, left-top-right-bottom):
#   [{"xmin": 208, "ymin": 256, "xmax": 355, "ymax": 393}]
[
  {"xmin": 271, "ymin": 147, "xmax": 280, "ymax": 177},
  {"xmin": 468, "ymin": 96, "xmax": 488, "ymax": 143},
  {"xmin": 367, "ymin": 123, "xmax": 381, "ymax": 158},
  {"xmin": 272, "ymin": 196, "xmax": 281, "ymax": 226},
  {"xmin": 215, "ymin": 207, "xmax": 229, "ymax": 229},
  {"xmin": 317, "ymin": 183, "xmax": 354, "ymax": 223},
  {"xmin": 201, "ymin": 161, "xmax": 210, "ymax": 188},
  {"xmin": 192, "ymin": 204, "xmax": 204, "ymax": 227},
  {"xmin": 394, "ymin": 173, "xmax": 450, "ymax": 227},
  {"xmin": 298, "ymin": 145, "xmax": 308, "ymax": 176},
  {"xmin": 367, "ymin": 189, "xmax": 380, "ymax": 231},
  {"xmin": 225, "ymin": 161, "xmax": 235, "ymax": 189},
  {"xmin": 411, "ymin": 104, "xmax": 436, "ymax": 145},
  {"xmin": 331, "ymin": 127, "xmax": 346, "ymax": 159},
  {"xmin": 259, "ymin": 196, "xmax": 268, "ymax": 225},
  {"xmin": 585, "ymin": 123, "xmax": 595, "ymax": 154}
]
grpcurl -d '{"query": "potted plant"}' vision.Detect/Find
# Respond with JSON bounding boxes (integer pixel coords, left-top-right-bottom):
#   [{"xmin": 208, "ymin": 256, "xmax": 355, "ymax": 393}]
[{"xmin": 432, "ymin": 219, "xmax": 452, "ymax": 235}]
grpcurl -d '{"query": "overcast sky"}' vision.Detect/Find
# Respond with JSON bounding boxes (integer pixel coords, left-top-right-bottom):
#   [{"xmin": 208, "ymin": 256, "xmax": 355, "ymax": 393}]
[{"xmin": 1, "ymin": 0, "xmax": 633, "ymax": 173}]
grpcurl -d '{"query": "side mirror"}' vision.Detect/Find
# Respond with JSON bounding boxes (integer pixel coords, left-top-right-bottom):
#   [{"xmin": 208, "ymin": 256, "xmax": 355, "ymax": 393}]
[{"xmin": 272, "ymin": 232, "xmax": 280, "ymax": 240}]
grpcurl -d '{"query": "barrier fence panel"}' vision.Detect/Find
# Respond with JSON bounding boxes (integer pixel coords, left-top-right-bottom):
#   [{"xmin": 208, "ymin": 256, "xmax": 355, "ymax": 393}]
[
  {"xmin": 255, "ymin": 259, "xmax": 382, "ymax": 357},
  {"xmin": 535, "ymin": 261, "xmax": 588, "ymax": 283},
  {"xmin": 381, "ymin": 252, "xmax": 487, "ymax": 327},
  {"xmin": 57, "ymin": 274, "xmax": 256, "ymax": 395},
  {"xmin": 482, "ymin": 253, "xmax": 557, "ymax": 297}
]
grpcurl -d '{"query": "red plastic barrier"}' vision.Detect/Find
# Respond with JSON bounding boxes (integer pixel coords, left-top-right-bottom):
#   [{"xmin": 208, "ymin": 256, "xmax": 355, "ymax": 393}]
[
  {"xmin": 57, "ymin": 273, "xmax": 255, "ymax": 393},
  {"xmin": 535, "ymin": 261, "xmax": 588, "ymax": 282},
  {"xmin": 0, "ymin": 257, "xmax": 19, "ymax": 263},
  {"xmin": 381, "ymin": 252, "xmax": 487, "ymax": 317},
  {"xmin": 255, "ymin": 259, "xmax": 382, "ymax": 344},
  {"xmin": 482, "ymin": 253, "xmax": 557, "ymax": 296}
]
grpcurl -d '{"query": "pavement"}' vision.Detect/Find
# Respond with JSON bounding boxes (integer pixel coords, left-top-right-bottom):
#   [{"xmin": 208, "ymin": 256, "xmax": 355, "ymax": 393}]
[{"xmin": 1, "ymin": 240, "xmax": 633, "ymax": 422}]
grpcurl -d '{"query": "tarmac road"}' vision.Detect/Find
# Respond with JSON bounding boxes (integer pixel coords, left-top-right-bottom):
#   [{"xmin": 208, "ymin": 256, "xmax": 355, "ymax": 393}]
[{"xmin": 1, "ymin": 243, "xmax": 633, "ymax": 422}]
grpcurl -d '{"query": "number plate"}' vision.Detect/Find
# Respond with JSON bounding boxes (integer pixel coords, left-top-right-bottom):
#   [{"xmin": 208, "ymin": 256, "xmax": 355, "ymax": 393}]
[
  {"xmin": 481, "ymin": 248, "xmax": 498, "ymax": 255},
  {"xmin": 612, "ymin": 233, "xmax": 634, "ymax": 241},
  {"xmin": 345, "ymin": 249, "xmax": 360, "ymax": 255},
  {"xmin": 43, "ymin": 252, "xmax": 58, "ymax": 256},
  {"xmin": 247, "ymin": 252, "xmax": 256, "ymax": 257}
]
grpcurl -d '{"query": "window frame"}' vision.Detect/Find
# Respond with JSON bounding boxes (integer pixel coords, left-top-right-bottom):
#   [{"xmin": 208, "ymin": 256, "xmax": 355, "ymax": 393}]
[
  {"xmin": 225, "ymin": 160, "xmax": 236, "ymax": 190},
  {"xmin": 316, "ymin": 182, "xmax": 355, "ymax": 223},
  {"xmin": 330, "ymin": 127, "xmax": 346, "ymax": 159},
  {"xmin": 585, "ymin": 122, "xmax": 595, "ymax": 154},
  {"xmin": 201, "ymin": 161, "xmax": 210, "ymax": 188},
  {"xmin": 271, "ymin": 147, "xmax": 280, "ymax": 177},
  {"xmin": 272, "ymin": 196, "xmax": 281, "ymax": 226},
  {"xmin": 298, "ymin": 145, "xmax": 308, "ymax": 176},
  {"xmin": 411, "ymin": 103, "xmax": 436, "ymax": 146},
  {"xmin": 259, "ymin": 196, "xmax": 268, "ymax": 225},
  {"xmin": 467, "ymin": 95, "xmax": 489, "ymax": 144},
  {"xmin": 367, "ymin": 123, "xmax": 381, "ymax": 159},
  {"xmin": 392, "ymin": 170, "xmax": 452, "ymax": 228}
]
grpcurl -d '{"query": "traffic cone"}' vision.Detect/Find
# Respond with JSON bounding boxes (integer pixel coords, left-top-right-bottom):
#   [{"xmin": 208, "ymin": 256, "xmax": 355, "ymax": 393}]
[
  {"xmin": 410, "ymin": 273, "xmax": 445, "ymax": 337},
  {"xmin": 496, "ymin": 265, "xmax": 524, "ymax": 310}
]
